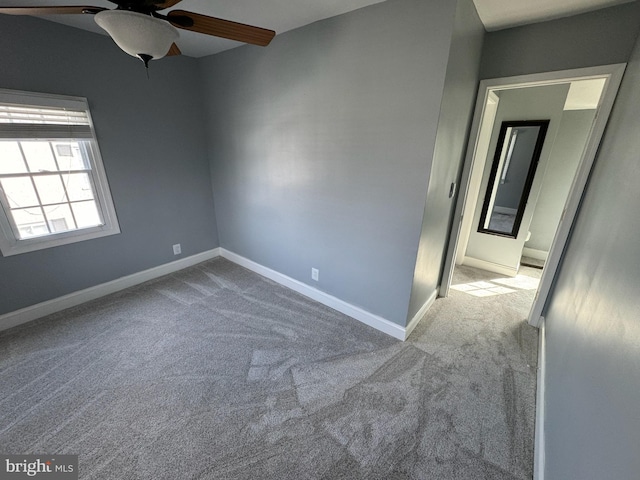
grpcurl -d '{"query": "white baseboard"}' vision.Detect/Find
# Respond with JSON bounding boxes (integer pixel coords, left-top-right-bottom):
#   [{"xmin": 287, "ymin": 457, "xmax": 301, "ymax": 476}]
[
  {"xmin": 220, "ymin": 249, "xmax": 408, "ymax": 341},
  {"xmin": 404, "ymin": 289, "xmax": 437, "ymax": 340},
  {"xmin": 523, "ymin": 247, "xmax": 549, "ymax": 261},
  {"xmin": 1, "ymin": 246, "xmax": 414, "ymax": 342},
  {"xmin": 462, "ymin": 256, "xmax": 518, "ymax": 277},
  {"xmin": 0, "ymin": 248, "xmax": 221, "ymax": 332},
  {"xmin": 534, "ymin": 318, "xmax": 546, "ymax": 480}
]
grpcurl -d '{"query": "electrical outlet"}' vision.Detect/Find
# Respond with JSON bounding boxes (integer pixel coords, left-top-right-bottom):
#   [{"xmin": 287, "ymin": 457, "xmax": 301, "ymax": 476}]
[
  {"xmin": 173, "ymin": 244, "xmax": 181, "ymax": 255},
  {"xmin": 311, "ymin": 268, "xmax": 319, "ymax": 281}
]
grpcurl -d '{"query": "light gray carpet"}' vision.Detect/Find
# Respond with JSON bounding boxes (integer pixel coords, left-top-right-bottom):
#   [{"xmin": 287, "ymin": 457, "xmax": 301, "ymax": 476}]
[
  {"xmin": 0, "ymin": 258, "xmax": 538, "ymax": 479},
  {"xmin": 487, "ymin": 212, "xmax": 516, "ymax": 233}
]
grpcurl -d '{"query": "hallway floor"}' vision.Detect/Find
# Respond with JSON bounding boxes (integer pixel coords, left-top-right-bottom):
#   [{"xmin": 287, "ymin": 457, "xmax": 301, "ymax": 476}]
[{"xmin": 407, "ymin": 264, "xmax": 541, "ymax": 477}]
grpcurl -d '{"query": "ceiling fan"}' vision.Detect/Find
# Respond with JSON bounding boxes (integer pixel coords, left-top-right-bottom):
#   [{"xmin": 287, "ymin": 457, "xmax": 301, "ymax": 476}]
[{"xmin": 0, "ymin": 1, "xmax": 276, "ymax": 68}]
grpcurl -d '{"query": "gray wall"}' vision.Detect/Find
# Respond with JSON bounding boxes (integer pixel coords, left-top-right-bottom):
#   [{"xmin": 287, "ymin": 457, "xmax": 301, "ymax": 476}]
[
  {"xmin": 201, "ymin": 0, "xmax": 459, "ymax": 326},
  {"xmin": 407, "ymin": 0, "xmax": 484, "ymax": 321},
  {"xmin": 0, "ymin": 15, "xmax": 218, "ymax": 315},
  {"xmin": 526, "ymin": 109, "xmax": 596, "ymax": 253},
  {"xmin": 542, "ymin": 30, "xmax": 640, "ymax": 480},
  {"xmin": 480, "ymin": 1, "xmax": 640, "ymax": 79}
]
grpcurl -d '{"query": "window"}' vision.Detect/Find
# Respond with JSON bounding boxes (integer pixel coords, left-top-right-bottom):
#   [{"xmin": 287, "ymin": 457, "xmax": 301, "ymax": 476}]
[{"xmin": 0, "ymin": 89, "xmax": 119, "ymax": 256}]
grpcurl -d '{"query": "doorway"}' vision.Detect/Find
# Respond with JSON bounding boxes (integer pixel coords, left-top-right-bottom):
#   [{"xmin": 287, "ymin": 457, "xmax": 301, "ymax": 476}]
[{"xmin": 440, "ymin": 64, "xmax": 626, "ymax": 327}]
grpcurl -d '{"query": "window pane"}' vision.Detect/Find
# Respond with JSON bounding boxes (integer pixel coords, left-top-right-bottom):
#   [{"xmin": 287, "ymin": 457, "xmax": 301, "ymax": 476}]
[
  {"xmin": 21, "ymin": 141, "xmax": 58, "ymax": 172},
  {"xmin": 0, "ymin": 141, "xmax": 27, "ymax": 174},
  {"xmin": 71, "ymin": 200, "xmax": 102, "ymax": 228},
  {"xmin": 63, "ymin": 172, "xmax": 94, "ymax": 201},
  {"xmin": 0, "ymin": 177, "xmax": 39, "ymax": 208},
  {"xmin": 43, "ymin": 204, "xmax": 76, "ymax": 233},
  {"xmin": 33, "ymin": 174, "xmax": 67, "ymax": 205},
  {"xmin": 11, "ymin": 207, "xmax": 47, "ymax": 239},
  {"xmin": 53, "ymin": 141, "xmax": 88, "ymax": 171}
]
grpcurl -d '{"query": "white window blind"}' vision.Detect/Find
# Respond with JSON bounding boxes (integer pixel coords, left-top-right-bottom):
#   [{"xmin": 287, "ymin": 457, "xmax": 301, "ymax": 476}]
[{"xmin": 0, "ymin": 104, "xmax": 92, "ymax": 139}]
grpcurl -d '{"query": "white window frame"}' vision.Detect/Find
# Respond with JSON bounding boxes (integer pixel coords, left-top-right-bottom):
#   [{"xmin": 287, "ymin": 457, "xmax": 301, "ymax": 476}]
[{"xmin": 0, "ymin": 89, "xmax": 120, "ymax": 256}]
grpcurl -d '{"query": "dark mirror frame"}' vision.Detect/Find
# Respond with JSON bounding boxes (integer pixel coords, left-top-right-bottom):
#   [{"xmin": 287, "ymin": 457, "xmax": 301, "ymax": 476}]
[{"xmin": 478, "ymin": 120, "xmax": 550, "ymax": 238}]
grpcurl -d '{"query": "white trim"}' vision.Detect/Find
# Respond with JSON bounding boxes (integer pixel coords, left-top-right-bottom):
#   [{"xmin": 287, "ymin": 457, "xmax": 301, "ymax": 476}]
[
  {"xmin": 437, "ymin": 64, "xmax": 626, "ymax": 331},
  {"xmin": 528, "ymin": 64, "xmax": 626, "ymax": 328},
  {"xmin": 461, "ymin": 255, "xmax": 518, "ymax": 277},
  {"xmin": 0, "ymin": 248, "xmax": 221, "ymax": 332},
  {"xmin": 220, "ymin": 248, "xmax": 408, "ymax": 341},
  {"xmin": 534, "ymin": 317, "xmax": 546, "ymax": 480},
  {"xmin": 477, "ymin": 64, "xmax": 626, "ymax": 92},
  {"xmin": 1, "ymin": 245, "xmax": 415, "ymax": 341},
  {"xmin": 442, "ymin": 85, "xmax": 501, "ymax": 295},
  {"xmin": 0, "ymin": 88, "xmax": 89, "ymax": 110},
  {"xmin": 405, "ymin": 289, "xmax": 437, "ymax": 339},
  {"xmin": 0, "ymin": 89, "xmax": 121, "ymax": 257},
  {"xmin": 522, "ymin": 247, "xmax": 549, "ymax": 261}
]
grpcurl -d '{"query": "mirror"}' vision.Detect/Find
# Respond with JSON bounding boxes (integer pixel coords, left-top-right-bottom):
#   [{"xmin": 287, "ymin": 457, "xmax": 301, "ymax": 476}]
[{"xmin": 478, "ymin": 120, "xmax": 549, "ymax": 238}]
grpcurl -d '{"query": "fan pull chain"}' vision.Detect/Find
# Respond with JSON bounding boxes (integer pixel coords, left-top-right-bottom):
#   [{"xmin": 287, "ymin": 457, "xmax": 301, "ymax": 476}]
[{"xmin": 138, "ymin": 54, "xmax": 153, "ymax": 79}]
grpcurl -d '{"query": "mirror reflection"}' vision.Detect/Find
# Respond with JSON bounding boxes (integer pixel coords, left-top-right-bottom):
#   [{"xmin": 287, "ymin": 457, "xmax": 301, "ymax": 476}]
[{"xmin": 478, "ymin": 120, "xmax": 549, "ymax": 237}]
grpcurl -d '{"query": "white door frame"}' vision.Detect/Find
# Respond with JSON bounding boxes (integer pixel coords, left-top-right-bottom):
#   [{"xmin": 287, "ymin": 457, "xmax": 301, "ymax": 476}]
[{"xmin": 439, "ymin": 64, "xmax": 626, "ymax": 327}]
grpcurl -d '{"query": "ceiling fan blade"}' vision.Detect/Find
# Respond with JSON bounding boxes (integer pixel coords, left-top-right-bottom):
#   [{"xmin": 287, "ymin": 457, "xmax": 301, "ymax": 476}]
[
  {"xmin": 0, "ymin": 6, "xmax": 105, "ymax": 15},
  {"xmin": 106, "ymin": 0, "xmax": 182, "ymax": 10},
  {"xmin": 167, "ymin": 42, "xmax": 181, "ymax": 56},
  {"xmin": 167, "ymin": 10, "xmax": 275, "ymax": 47}
]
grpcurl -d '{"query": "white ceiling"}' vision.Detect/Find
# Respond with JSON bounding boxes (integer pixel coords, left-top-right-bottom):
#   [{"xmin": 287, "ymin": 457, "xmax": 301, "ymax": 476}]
[
  {"xmin": 564, "ymin": 78, "xmax": 607, "ymax": 110},
  {"xmin": 474, "ymin": 0, "xmax": 636, "ymax": 31},
  {"xmin": 0, "ymin": 0, "xmax": 636, "ymax": 57}
]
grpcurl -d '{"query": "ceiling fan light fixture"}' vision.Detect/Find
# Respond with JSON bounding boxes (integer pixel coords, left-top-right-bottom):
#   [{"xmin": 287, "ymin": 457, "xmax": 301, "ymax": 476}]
[{"xmin": 95, "ymin": 10, "xmax": 178, "ymax": 62}]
